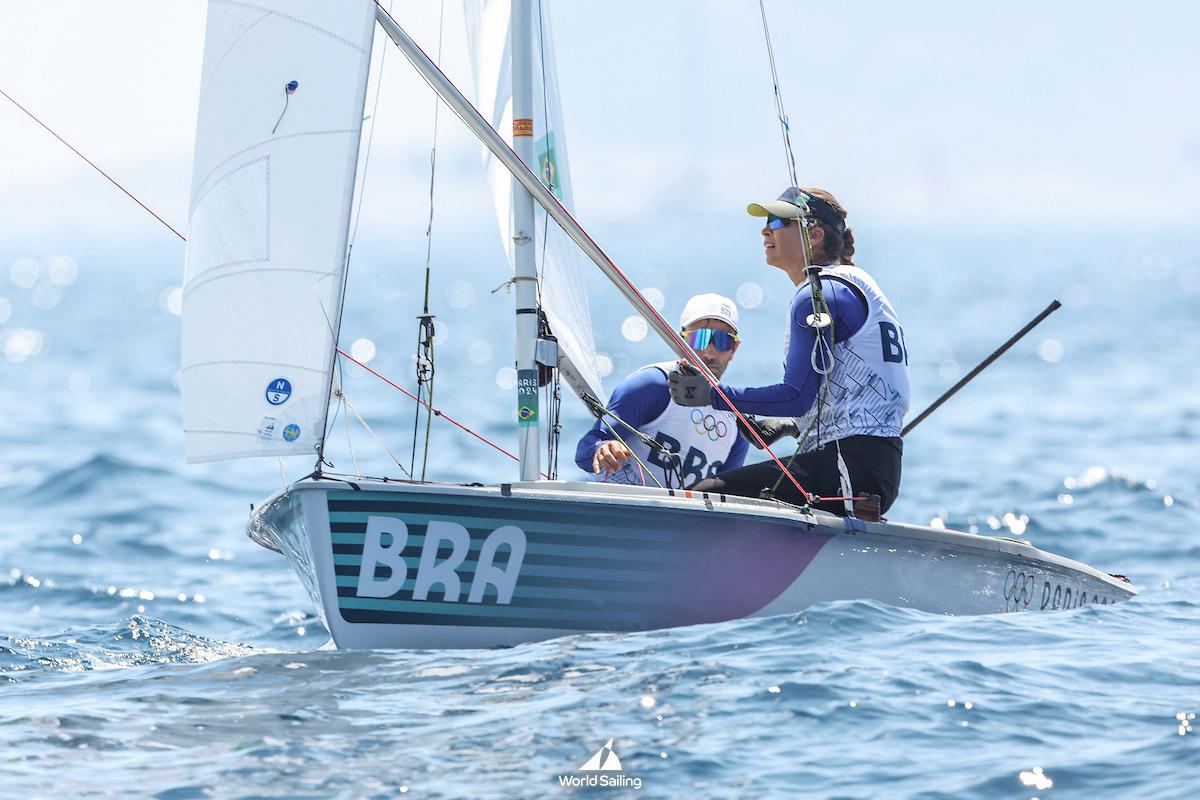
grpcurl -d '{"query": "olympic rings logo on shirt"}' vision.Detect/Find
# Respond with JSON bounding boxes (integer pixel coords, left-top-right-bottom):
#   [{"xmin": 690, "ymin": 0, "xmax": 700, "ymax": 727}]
[
  {"xmin": 1002, "ymin": 569, "xmax": 1037, "ymax": 606},
  {"xmin": 691, "ymin": 408, "xmax": 728, "ymax": 441}
]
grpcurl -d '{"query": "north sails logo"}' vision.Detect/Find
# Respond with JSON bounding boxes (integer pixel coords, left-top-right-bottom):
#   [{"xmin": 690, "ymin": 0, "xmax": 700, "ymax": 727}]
[{"xmin": 558, "ymin": 738, "xmax": 642, "ymax": 790}]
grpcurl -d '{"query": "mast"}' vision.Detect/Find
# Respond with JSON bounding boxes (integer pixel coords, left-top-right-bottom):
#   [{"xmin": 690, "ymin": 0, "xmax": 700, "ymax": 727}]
[{"xmin": 510, "ymin": 0, "xmax": 541, "ymax": 481}]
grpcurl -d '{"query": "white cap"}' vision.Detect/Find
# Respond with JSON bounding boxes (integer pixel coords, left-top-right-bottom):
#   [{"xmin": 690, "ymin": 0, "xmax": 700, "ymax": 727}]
[{"xmin": 679, "ymin": 293, "xmax": 739, "ymax": 334}]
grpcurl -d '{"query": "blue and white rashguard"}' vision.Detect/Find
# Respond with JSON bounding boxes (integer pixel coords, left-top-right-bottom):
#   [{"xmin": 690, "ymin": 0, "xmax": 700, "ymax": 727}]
[{"xmin": 576, "ymin": 364, "xmax": 748, "ymax": 486}]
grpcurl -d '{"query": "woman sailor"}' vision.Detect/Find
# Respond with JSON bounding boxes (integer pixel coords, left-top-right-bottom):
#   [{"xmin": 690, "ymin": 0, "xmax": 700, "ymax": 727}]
[{"xmin": 668, "ymin": 188, "xmax": 909, "ymax": 515}]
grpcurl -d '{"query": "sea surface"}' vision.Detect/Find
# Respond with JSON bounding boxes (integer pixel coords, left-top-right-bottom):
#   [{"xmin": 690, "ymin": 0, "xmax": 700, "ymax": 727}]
[{"xmin": 1, "ymin": 230, "xmax": 1198, "ymax": 799}]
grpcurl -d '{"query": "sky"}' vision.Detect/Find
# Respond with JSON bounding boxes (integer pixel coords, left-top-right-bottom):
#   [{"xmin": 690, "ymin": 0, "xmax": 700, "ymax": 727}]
[{"xmin": 1, "ymin": 0, "xmax": 1199, "ymax": 257}]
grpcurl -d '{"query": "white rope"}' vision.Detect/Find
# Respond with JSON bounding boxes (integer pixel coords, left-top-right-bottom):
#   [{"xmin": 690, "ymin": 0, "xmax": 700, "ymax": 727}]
[
  {"xmin": 341, "ymin": 391, "xmax": 412, "ymax": 478},
  {"xmin": 811, "ymin": 323, "xmax": 836, "ymax": 375},
  {"xmin": 835, "ymin": 443, "xmax": 855, "ymax": 515},
  {"xmin": 341, "ymin": 393, "xmax": 361, "ymax": 477}
]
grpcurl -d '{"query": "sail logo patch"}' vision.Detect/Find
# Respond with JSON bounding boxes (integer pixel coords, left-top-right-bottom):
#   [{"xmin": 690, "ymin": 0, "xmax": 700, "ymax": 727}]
[
  {"xmin": 282, "ymin": 423, "xmax": 301, "ymax": 442},
  {"xmin": 257, "ymin": 417, "xmax": 279, "ymax": 442},
  {"xmin": 265, "ymin": 378, "xmax": 292, "ymax": 405}
]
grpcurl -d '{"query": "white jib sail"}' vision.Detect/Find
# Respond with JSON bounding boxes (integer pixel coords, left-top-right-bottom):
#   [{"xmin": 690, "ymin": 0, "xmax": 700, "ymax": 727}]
[
  {"xmin": 181, "ymin": 0, "xmax": 376, "ymax": 463},
  {"xmin": 463, "ymin": 0, "xmax": 606, "ymax": 401}
]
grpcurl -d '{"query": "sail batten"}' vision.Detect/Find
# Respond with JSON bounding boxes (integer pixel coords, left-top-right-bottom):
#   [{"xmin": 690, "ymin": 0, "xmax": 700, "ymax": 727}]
[{"xmin": 181, "ymin": 0, "xmax": 376, "ymax": 464}]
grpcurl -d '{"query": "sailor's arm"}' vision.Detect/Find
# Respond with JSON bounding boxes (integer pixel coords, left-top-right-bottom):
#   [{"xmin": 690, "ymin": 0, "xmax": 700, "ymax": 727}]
[
  {"xmin": 574, "ymin": 368, "xmax": 670, "ymax": 475},
  {"xmin": 707, "ymin": 279, "xmax": 867, "ymax": 417}
]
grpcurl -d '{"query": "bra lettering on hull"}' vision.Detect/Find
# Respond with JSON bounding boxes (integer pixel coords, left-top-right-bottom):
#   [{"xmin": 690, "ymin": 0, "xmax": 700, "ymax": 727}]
[{"xmin": 356, "ymin": 516, "xmax": 527, "ymax": 604}]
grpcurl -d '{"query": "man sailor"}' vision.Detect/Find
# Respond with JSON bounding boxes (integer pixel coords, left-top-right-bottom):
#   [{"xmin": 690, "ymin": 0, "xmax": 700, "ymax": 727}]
[{"xmin": 575, "ymin": 293, "xmax": 749, "ymax": 487}]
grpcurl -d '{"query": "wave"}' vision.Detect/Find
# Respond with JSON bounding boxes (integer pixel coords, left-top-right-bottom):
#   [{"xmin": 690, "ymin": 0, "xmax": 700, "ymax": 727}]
[
  {"xmin": 16, "ymin": 453, "xmax": 177, "ymax": 505},
  {"xmin": 0, "ymin": 615, "xmax": 257, "ymax": 678}
]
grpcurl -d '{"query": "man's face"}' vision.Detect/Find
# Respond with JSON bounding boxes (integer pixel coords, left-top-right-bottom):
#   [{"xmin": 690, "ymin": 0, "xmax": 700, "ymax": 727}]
[{"xmin": 682, "ymin": 318, "xmax": 739, "ymax": 379}]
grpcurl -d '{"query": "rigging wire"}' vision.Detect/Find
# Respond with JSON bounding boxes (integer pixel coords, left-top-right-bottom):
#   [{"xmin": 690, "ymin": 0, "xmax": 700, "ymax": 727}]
[
  {"xmin": 341, "ymin": 388, "xmax": 361, "ymax": 477},
  {"xmin": 334, "ymin": 0, "xmax": 396, "ymax": 481},
  {"xmin": 410, "ymin": 0, "xmax": 447, "ymax": 483},
  {"xmin": 757, "ymin": 0, "xmax": 799, "ymax": 189},
  {"xmin": 341, "ymin": 390, "xmax": 412, "ymax": 477},
  {"xmin": 755, "ymin": 3, "xmax": 849, "ymax": 509},
  {"xmin": 349, "ymin": 0, "xmax": 396, "ymax": 247}
]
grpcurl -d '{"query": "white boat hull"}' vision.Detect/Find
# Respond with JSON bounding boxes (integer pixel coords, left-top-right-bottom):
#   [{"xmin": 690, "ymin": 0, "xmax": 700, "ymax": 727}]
[{"xmin": 247, "ymin": 479, "xmax": 1135, "ymax": 649}]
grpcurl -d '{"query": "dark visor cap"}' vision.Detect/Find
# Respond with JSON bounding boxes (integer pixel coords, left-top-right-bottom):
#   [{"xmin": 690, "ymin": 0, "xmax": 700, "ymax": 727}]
[{"xmin": 747, "ymin": 187, "xmax": 845, "ymax": 235}]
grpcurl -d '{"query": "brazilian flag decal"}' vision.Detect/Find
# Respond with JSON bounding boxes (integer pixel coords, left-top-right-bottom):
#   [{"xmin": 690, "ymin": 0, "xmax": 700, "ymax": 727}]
[
  {"xmin": 517, "ymin": 368, "xmax": 538, "ymax": 427},
  {"xmin": 536, "ymin": 132, "xmax": 563, "ymax": 200}
]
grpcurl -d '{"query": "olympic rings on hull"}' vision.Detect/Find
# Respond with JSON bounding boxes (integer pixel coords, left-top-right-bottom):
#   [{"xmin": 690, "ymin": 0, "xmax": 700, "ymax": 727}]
[
  {"xmin": 1003, "ymin": 569, "xmax": 1037, "ymax": 605},
  {"xmin": 1001, "ymin": 568, "xmax": 1115, "ymax": 611}
]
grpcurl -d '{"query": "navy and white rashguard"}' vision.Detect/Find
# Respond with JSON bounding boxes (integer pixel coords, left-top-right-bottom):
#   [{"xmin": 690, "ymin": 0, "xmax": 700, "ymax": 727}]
[
  {"xmin": 711, "ymin": 266, "xmax": 911, "ymax": 449},
  {"xmin": 575, "ymin": 364, "xmax": 749, "ymax": 487},
  {"xmin": 692, "ymin": 263, "xmax": 911, "ymax": 514}
]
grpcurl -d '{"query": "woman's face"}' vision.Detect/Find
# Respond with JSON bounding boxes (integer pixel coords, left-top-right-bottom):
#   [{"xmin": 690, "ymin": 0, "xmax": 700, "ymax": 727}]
[{"xmin": 761, "ymin": 219, "xmax": 824, "ymax": 271}]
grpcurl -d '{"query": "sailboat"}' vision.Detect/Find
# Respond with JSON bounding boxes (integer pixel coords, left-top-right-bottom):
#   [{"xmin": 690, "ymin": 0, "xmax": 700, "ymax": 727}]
[{"xmin": 182, "ymin": 0, "xmax": 1134, "ymax": 649}]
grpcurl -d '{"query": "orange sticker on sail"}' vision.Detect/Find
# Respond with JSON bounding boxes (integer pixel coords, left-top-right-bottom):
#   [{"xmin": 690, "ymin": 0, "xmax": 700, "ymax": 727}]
[{"xmin": 513, "ymin": 118, "xmax": 534, "ymax": 137}]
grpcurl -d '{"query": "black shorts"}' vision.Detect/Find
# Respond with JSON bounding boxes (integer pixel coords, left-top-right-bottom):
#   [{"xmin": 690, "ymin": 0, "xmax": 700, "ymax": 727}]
[{"xmin": 689, "ymin": 435, "xmax": 903, "ymax": 515}]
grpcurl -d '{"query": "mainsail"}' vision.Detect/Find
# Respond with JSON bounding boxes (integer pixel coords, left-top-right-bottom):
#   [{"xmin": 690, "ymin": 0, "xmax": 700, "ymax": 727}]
[
  {"xmin": 181, "ymin": 0, "xmax": 376, "ymax": 463},
  {"xmin": 463, "ymin": 0, "xmax": 606, "ymax": 401}
]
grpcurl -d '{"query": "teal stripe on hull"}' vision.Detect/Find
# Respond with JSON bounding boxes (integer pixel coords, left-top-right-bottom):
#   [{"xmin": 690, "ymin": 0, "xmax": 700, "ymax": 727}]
[
  {"xmin": 338, "ymin": 595, "xmax": 647, "ymax": 624},
  {"xmin": 328, "ymin": 516, "xmax": 685, "ymax": 551},
  {"xmin": 331, "ymin": 536, "xmax": 674, "ymax": 563},
  {"xmin": 333, "ymin": 573, "xmax": 660, "ymax": 601}
]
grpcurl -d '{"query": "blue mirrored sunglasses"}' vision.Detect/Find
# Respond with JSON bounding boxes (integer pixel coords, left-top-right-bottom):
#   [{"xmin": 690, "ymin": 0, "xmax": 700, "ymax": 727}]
[
  {"xmin": 767, "ymin": 214, "xmax": 815, "ymax": 230},
  {"xmin": 686, "ymin": 328, "xmax": 738, "ymax": 353}
]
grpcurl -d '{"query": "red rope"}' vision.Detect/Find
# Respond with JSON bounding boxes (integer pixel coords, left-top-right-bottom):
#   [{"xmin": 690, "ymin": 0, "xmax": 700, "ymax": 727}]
[
  {"xmin": 0, "ymin": 87, "xmax": 186, "ymax": 241},
  {"xmin": 336, "ymin": 348, "xmax": 550, "ymax": 478}
]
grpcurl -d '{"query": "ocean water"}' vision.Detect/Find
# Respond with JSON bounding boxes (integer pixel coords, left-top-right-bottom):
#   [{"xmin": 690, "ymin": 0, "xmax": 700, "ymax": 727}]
[{"xmin": 1, "ymin": 229, "xmax": 1198, "ymax": 799}]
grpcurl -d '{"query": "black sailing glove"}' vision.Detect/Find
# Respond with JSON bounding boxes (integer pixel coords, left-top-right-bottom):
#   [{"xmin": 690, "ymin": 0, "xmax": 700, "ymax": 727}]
[
  {"xmin": 736, "ymin": 415, "xmax": 800, "ymax": 449},
  {"xmin": 667, "ymin": 363, "xmax": 711, "ymax": 407}
]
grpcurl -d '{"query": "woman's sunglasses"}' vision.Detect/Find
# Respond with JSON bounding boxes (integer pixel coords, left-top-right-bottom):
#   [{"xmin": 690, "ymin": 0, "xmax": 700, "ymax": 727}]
[
  {"xmin": 766, "ymin": 214, "xmax": 816, "ymax": 230},
  {"xmin": 685, "ymin": 328, "xmax": 739, "ymax": 353}
]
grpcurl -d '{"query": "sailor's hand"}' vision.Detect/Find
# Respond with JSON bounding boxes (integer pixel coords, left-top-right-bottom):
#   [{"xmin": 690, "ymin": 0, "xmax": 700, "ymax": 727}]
[
  {"xmin": 737, "ymin": 415, "xmax": 800, "ymax": 449},
  {"xmin": 593, "ymin": 440, "xmax": 632, "ymax": 475},
  {"xmin": 668, "ymin": 363, "xmax": 711, "ymax": 407}
]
